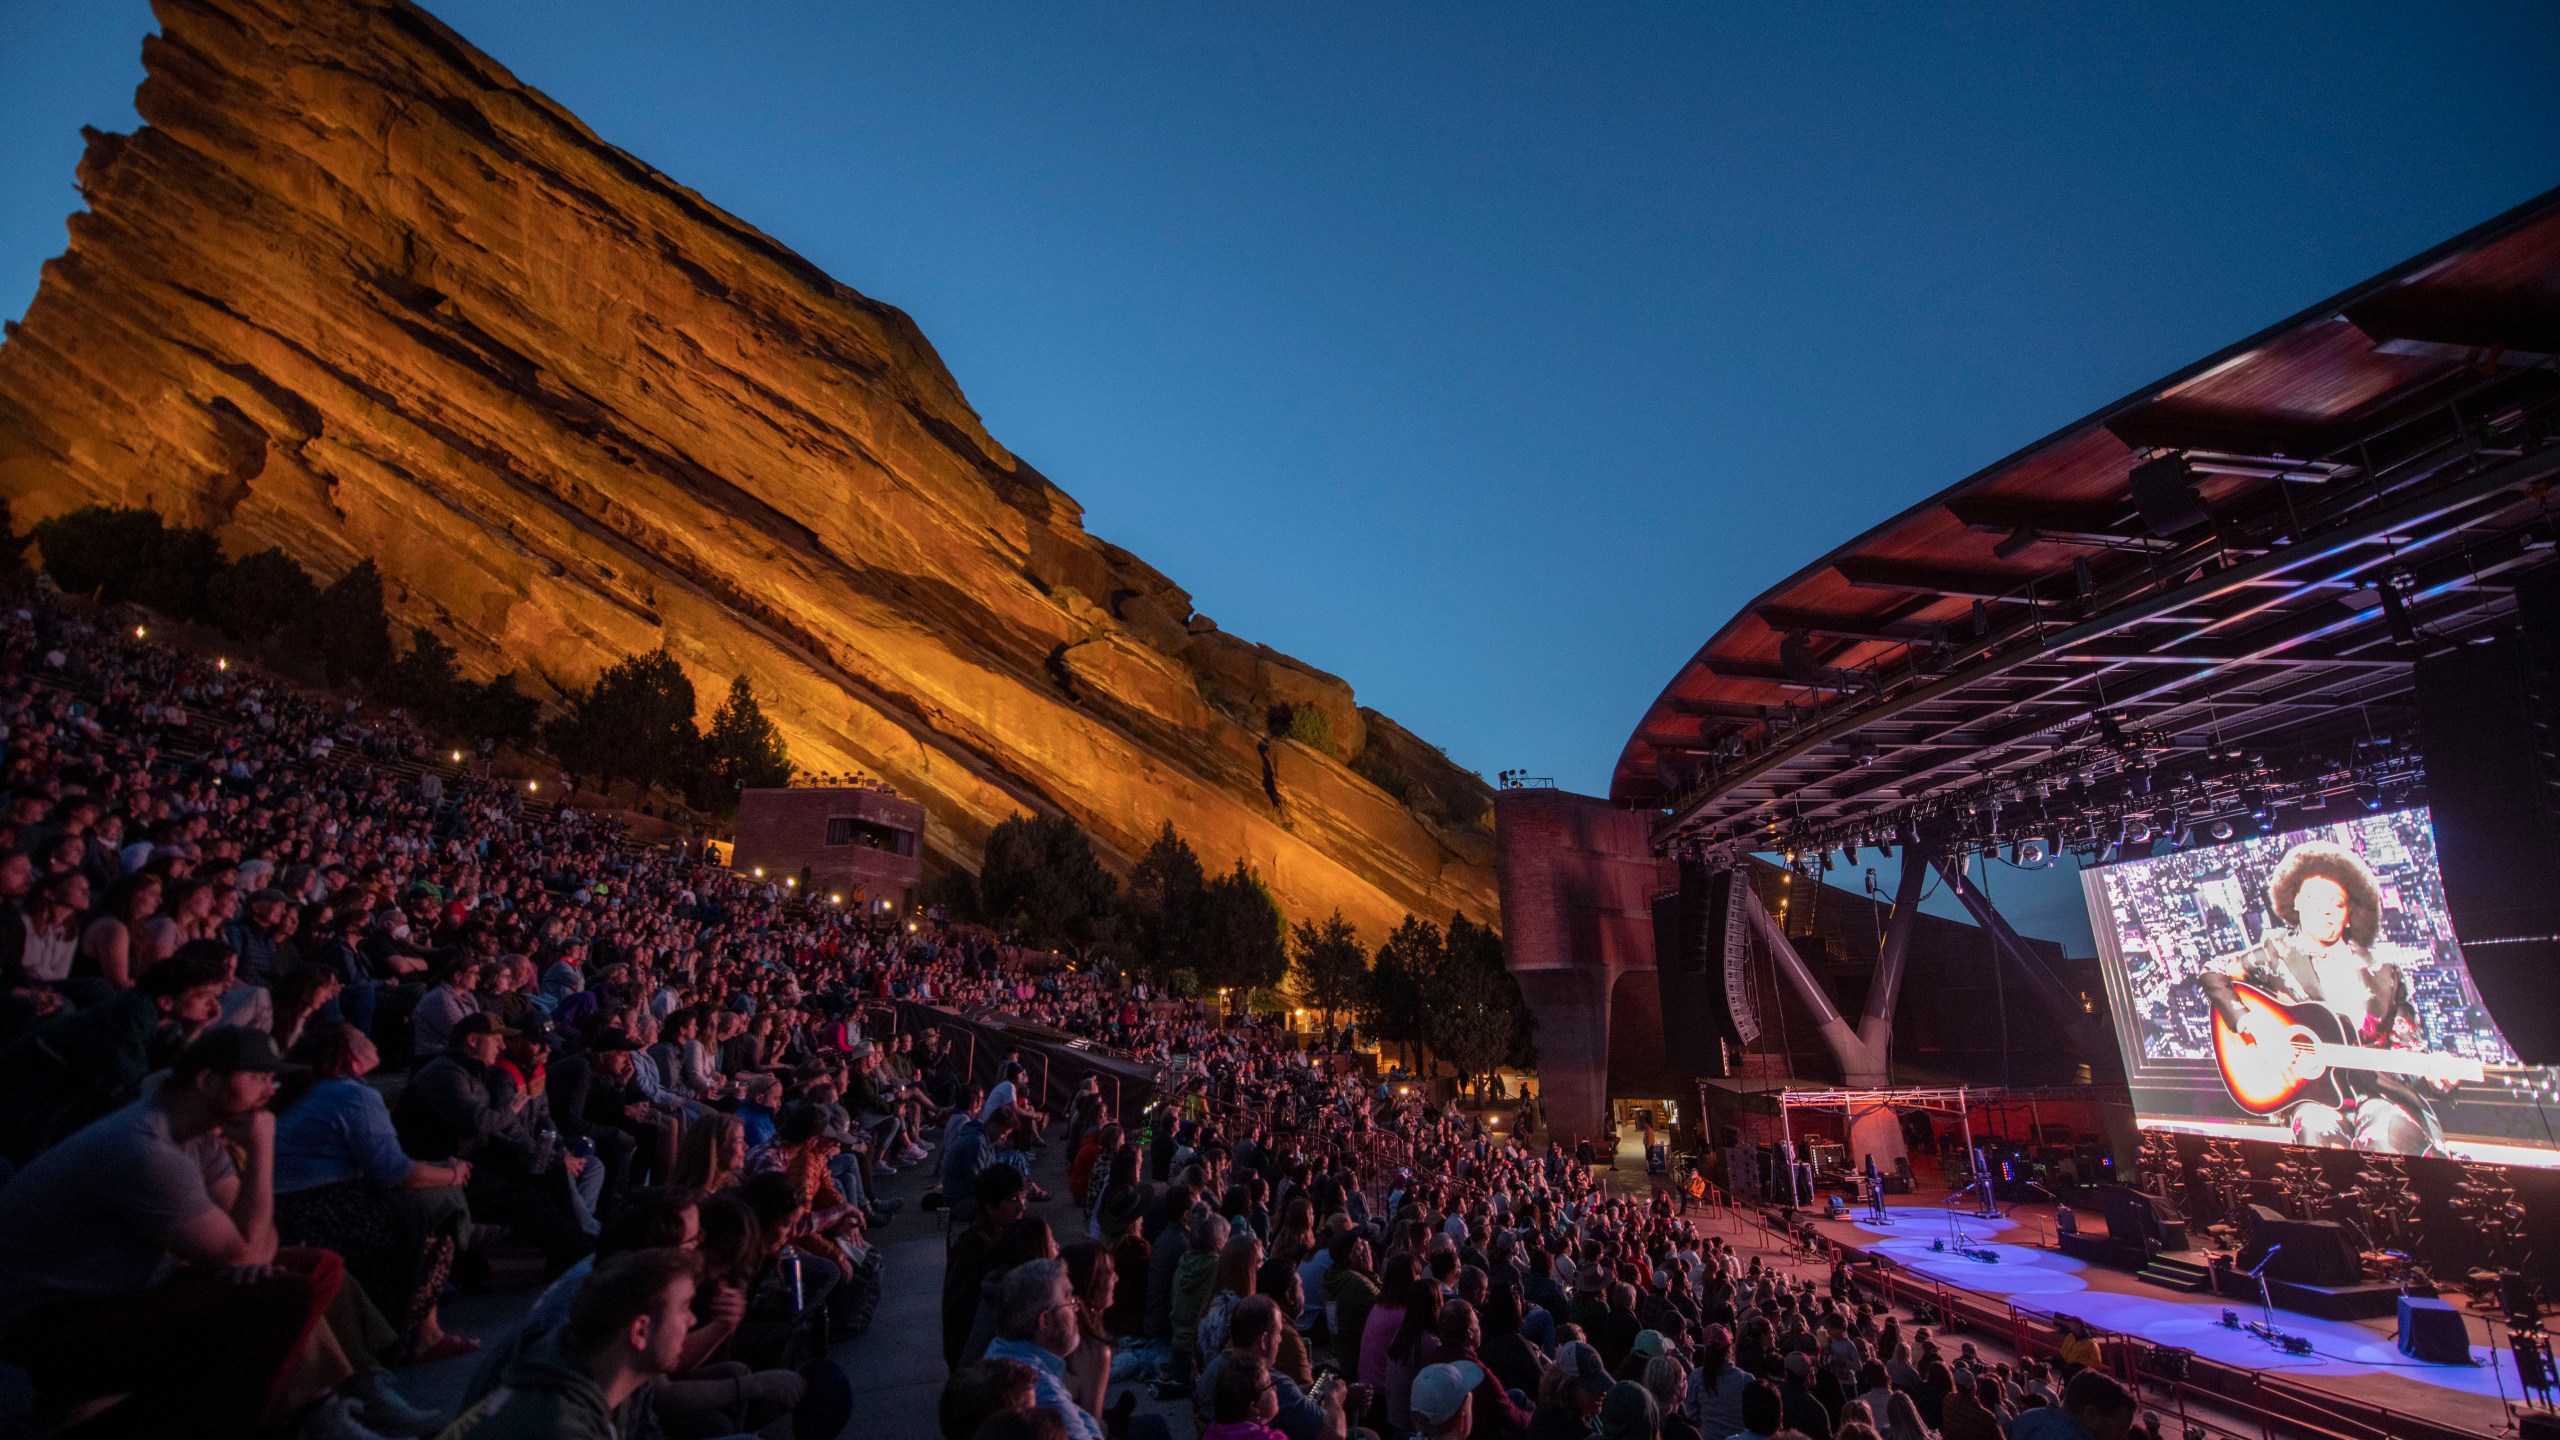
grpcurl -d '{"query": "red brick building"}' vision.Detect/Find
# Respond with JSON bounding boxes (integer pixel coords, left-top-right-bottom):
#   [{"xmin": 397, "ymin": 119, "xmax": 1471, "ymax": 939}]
[{"xmin": 730, "ymin": 785, "xmax": 924, "ymax": 912}]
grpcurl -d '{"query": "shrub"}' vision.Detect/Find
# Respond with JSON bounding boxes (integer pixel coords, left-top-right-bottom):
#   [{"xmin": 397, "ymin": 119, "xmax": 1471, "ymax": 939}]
[
  {"xmin": 32, "ymin": 505, "xmax": 166, "ymax": 602},
  {"xmin": 1284, "ymin": 703, "xmax": 1338, "ymax": 757},
  {"xmin": 301, "ymin": 559, "xmax": 394, "ymax": 686},
  {"xmin": 206, "ymin": 547, "xmax": 319, "ymax": 642}
]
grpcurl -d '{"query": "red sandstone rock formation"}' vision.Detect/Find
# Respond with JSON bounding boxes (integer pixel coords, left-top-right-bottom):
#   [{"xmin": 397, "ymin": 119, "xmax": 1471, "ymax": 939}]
[{"xmin": 0, "ymin": 0, "xmax": 1496, "ymax": 939}]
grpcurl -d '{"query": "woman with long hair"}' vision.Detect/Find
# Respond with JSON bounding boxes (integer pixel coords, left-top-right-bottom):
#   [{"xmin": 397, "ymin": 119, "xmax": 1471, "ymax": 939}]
[
  {"xmin": 1061, "ymin": 1238, "xmax": 1118, "ymax": 1417},
  {"xmin": 1359, "ymin": 1251, "xmax": 1422, "ymax": 1421},
  {"xmin": 270, "ymin": 964, "xmax": 343, "ymax": 1053},
  {"xmin": 75, "ymin": 870, "xmax": 160, "ymax": 991},
  {"xmin": 161, "ymin": 876, "xmax": 220, "ymax": 943},
  {"xmin": 1196, "ymin": 1230, "xmax": 1264, "ymax": 1362},
  {"xmin": 675, "ymin": 1109, "xmax": 749, "ymax": 1193}
]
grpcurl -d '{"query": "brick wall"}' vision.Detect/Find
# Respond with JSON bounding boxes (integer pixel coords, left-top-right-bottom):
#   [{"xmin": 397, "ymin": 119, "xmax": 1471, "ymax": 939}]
[{"xmin": 731, "ymin": 786, "xmax": 925, "ymax": 910}]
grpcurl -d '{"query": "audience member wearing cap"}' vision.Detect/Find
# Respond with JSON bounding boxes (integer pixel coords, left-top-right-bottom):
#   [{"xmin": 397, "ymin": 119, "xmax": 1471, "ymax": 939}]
[
  {"xmin": 274, "ymin": 1020, "xmax": 481, "ymax": 1361},
  {"xmin": 1414, "ymin": 1359, "xmax": 1484, "ymax": 1440},
  {"xmin": 1778, "ymin": 1351, "xmax": 1835, "ymax": 1440},
  {"xmin": 0, "ymin": 1025, "xmax": 345, "ymax": 1438},
  {"xmin": 1687, "ymin": 1323, "xmax": 1752, "ymax": 1440},
  {"xmin": 1529, "ymin": 1341, "xmax": 1614, "ymax": 1440},
  {"xmin": 1098, "ymin": 1181, "xmax": 1155, "ymax": 1339},
  {"xmin": 394, "ymin": 1004, "xmax": 593, "ymax": 1273},
  {"xmin": 0, "ymin": 941, "xmax": 230, "ymax": 1164}
]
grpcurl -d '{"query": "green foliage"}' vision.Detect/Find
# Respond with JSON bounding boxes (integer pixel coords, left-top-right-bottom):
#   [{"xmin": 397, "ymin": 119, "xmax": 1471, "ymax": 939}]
[
  {"xmin": 543, "ymin": 646, "xmax": 699, "ymax": 797},
  {"xmin": 978, "ymin": 812, "xmax": 1120, "ymax": 953},
  {"xmin": 1353, "ymin": 751, "xmax": 1415, "ymax": 805},
  {"xmin": 379, "ymin": 627, "xmax": 463, "ymax": 716},
  {"xmin": 1162, "ymin": 967, "xmax": 1202, "ymax": 1000},
  {"xmin": 1284, "ymin": 703, "xmax": 1338, "ymax": 757},
  {"xmin": 451, "ymin": 671, "xmax": 542, "ymax": 747},
  {"xmin": 1123, "ymin": 822, "xmax": 1207, "ymax": 977},
  {"xmin": 1288, "ymin": 909, "xmax": 1370, "ymax": 1026},
  {"xmin": 1429, "ymin": 912, "xmax": 1533, "ymax": 1088},
  {"xmin": 206, "ymin": 547, "xmax": 319, "ymax": 642},
  {"xmin": 687, "ymin": 675, "xmax": 794, "ymax": 813},
  {"xmin": 31, "ymin": 505, "xmax": 163, "ymax": 601},
  {"xmin": 1365, "ymin": 914, "xmax": 1441, "ymax": 1057},
  {"xmin": 127, "ymin": 524, "xmax": 222, "ymax": 621},
  {"xmin": 1197, "ymin": 860, "xmax": 1288, "ymax": 993},
  {"xmin": 27, "ymin": 505, "xmax": 222, "ymax": 621},
  {"xmin": 377, "ymin": 627, "xmax": 543, "ymax": 747},
  {"xmin": 303, "ymin": 559, "xmax": 394, "ymax": 686}
]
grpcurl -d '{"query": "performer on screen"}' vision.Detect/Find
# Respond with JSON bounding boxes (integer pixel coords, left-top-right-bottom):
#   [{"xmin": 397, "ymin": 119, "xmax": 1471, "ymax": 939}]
[{"xmin": 2199, "ymin": 841, "xmax": 2448, "ymax": 1154}]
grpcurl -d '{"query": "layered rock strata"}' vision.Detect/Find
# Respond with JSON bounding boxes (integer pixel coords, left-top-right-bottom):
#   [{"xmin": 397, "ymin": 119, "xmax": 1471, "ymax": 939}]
[{"xmin": 0, "ymin": 0, "xmax": 1497, "ymax": 937}]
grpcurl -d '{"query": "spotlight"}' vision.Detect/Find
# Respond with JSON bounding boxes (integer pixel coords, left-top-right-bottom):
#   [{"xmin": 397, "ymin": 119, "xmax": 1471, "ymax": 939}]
[
  {"xmin": 2355, "ymin": 776, "xmax": 2383, "ymax": 812},
  {"xmin": 2209, "ymin": 819, "xmax": 2235, "ymax": 842},
  {"xmin": 2012, "ymin": 837, "xmax": 2051, "ymax": 869}
]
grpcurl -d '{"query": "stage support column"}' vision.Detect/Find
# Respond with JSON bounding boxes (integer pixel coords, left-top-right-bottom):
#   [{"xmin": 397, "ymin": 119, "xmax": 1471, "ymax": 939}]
[{"xmin": 1744, "ymin": 886, "xmax": 1907, "ymax": 1168}]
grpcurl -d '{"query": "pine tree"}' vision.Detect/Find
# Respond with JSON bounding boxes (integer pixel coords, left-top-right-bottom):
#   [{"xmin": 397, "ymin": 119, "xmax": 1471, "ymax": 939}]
[
  {"xmin": 978, "ymin": 813, "xmax": 1120, "ymax": 954},
  {"xmin": 1124, "ymin": 822, "xmax": 1207, "ymax": 977},
  {"xmin": 689, "ymin": 675, "xmax": 793, "ymax": 811},
  {"xmin": 543, "ymin": 647, "xmax": 698, "ymax": 797},
  {"xmin": 206, "ymin": 547, "xmax": 318, "ymax": 642},
  {"xmin": 1289, "ymin": 910, "xmax": 1370, "ymax": 1028},
  {"xmin": 1198, "ymin": 861, "xmax": 1288, "ymax": 994},
  {"xmin": 1427, "ymin": 912, "xmax": 1532, "ymax": 1094},
  {"xmin": 1366, "ymin": 915, "xmax": 1443, "ymax": 1073},
  {"xmin": 306, "ymin": 559, "xmax": 394, "ymax": 686}
]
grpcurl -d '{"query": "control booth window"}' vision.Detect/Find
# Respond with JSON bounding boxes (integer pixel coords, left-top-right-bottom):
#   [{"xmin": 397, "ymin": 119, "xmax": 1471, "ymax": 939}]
[{"xmin": 824, "ymin": 816, "xmax": 917, "ymax": 855}]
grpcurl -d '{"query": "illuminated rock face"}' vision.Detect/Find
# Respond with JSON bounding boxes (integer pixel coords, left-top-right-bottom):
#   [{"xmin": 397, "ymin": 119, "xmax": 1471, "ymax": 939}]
[{"xmin": 0, "ymin": 0, "xmax": 1496, "ymax": 939}]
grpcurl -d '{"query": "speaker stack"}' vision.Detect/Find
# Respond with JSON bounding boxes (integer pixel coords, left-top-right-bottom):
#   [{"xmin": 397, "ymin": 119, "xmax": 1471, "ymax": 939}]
[{"xmin": 2413, "ymin": 571, "xmax": 2560, "ymax": 1063}]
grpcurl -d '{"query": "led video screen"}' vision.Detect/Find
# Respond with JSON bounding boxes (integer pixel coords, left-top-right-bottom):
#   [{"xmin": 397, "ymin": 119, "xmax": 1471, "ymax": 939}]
[{"xmin": 2083, "ymin": 807, "xmax": 2560, "ymax": 1168}]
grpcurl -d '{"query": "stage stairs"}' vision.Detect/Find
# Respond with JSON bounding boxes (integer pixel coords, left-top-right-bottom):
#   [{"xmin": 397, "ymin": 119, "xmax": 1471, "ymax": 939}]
[{"xmin": 2134, "ymin": 1253, "xmax": 2214, "ymax": 1293}]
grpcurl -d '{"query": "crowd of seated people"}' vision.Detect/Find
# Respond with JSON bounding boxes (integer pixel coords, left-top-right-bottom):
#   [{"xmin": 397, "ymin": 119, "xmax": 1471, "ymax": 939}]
[
  {"xmin": 0, "ymin": 590, "xmax": 2145, "ymax": 1440},
  {"xmin": 0, "ymin": 596, "xmax": 1109, "ymax": 1438}
]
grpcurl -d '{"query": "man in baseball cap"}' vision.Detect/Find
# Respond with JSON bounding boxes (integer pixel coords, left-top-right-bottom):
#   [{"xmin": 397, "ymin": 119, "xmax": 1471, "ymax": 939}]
[
  {"xmin": 1412, "ymin": 1360, "xmax": 1483, "ymax": 1439},
  {"xmin": 0, "ymin": 1024, "xmax": 330, "ymax": 1437}
]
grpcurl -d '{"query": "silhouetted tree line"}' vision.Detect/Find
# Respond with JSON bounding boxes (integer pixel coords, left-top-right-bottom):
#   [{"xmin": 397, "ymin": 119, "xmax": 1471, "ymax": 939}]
[
  {"xmin": 934, "ymin": 811, "xmax": 1534, "ymax": 1087},
  {"xmin": 19, "ymin": 504, "xmax": 793, "ymax": 816}
]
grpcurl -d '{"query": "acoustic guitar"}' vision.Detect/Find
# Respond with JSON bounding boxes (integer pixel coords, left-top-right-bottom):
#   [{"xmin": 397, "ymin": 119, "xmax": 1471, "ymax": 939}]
[{"xmin": 2210, "ymin": 982, "xmax": 2485, "ymax": 1114}]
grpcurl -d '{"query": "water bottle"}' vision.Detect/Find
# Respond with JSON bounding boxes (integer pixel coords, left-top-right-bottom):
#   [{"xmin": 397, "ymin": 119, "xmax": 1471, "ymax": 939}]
[{"xmin": 785, "ymin": 1249, "xmax": 806, "ymax": 1313}]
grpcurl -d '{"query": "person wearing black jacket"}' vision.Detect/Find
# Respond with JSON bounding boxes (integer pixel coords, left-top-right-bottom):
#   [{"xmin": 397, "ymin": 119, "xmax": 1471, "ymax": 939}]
[
  {"xmin": 546, "ymin": 1032, "xmax": 647, "ymax": 1207},
  {"xmin": 394, "ymin": 1013, "xmax": 589, "ymax": 1272}
]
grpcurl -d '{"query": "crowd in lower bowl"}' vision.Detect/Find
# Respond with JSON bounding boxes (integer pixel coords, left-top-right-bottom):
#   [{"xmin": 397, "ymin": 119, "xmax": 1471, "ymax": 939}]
[{"xmin": 0, "ymin": 593, "xmax": 2140, "ymax": 1440}]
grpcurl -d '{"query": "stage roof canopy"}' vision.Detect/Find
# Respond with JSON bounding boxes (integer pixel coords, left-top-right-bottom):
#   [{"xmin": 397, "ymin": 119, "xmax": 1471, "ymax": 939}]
[{"xmin": 1618, "ymin": 186, "xmax": 2560, "ymax": 862}]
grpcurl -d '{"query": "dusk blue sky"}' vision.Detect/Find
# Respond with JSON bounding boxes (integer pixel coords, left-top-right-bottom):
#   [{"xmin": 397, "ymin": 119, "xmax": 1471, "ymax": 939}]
[{"xmin": 5, "ymin": 3, "xmax": 2557, "ymax": 948}]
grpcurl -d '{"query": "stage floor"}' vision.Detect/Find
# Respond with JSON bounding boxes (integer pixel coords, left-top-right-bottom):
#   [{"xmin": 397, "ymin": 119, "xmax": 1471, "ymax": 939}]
[{"xmin": 1795, "ymin": 1194, "xmax": 2527, "ymax": 1436}]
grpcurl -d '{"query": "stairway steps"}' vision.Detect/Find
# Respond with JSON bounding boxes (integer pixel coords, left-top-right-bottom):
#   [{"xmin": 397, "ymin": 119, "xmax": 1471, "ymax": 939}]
[{"xmin": 2135, "ymin": 1256, "xmax": 2216, "ymax": 1293}]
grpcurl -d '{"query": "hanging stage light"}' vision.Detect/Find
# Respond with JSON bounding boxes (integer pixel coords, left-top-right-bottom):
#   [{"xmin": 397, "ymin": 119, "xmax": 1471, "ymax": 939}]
[{"xmin": 2209, "ymin": 818, "xmax": 2237, "ymax": 842}]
